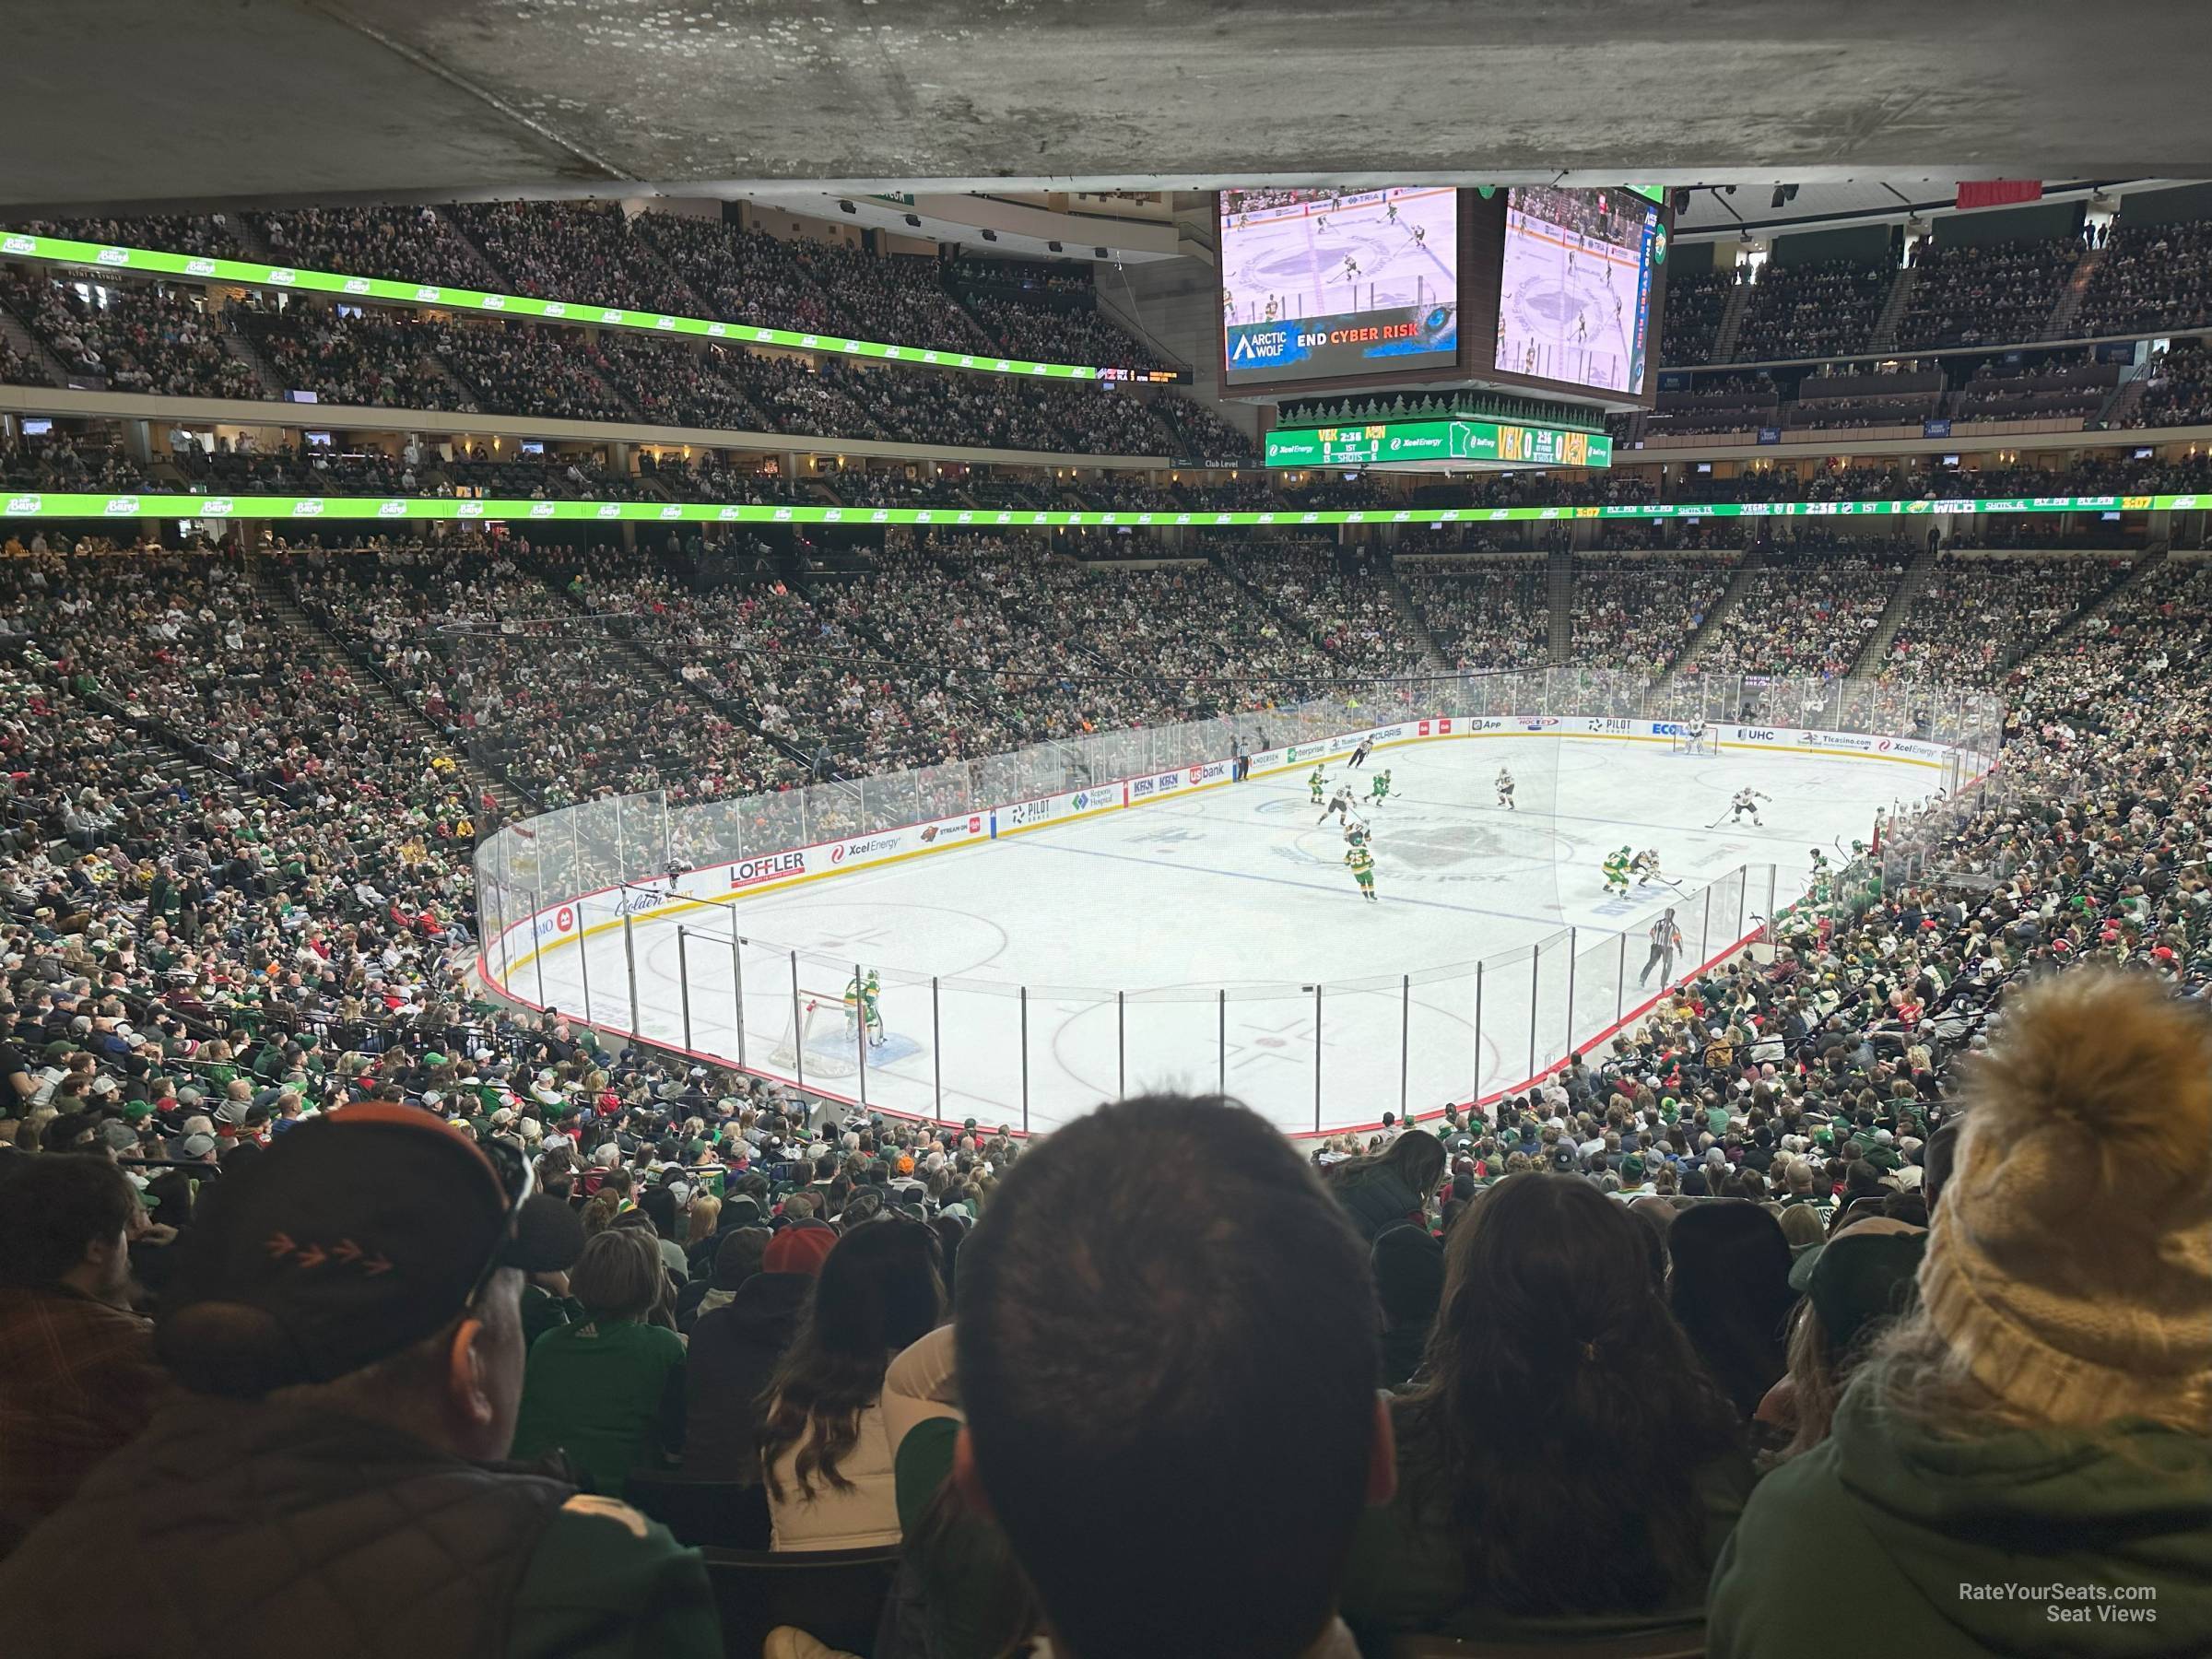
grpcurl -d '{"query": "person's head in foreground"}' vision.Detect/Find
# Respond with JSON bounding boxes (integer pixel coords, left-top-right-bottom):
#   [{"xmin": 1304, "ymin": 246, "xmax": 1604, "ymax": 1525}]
[
  {"xmin": 1709, "ymin": 968, "xmax": 2212, "ymax": 1658},
  {"xmin": 1344, "ymin": 1171, "xmax": 1747, "ymax": 1632},
  {"xmin": 0, "ymin": 1103, "xmax": 723, "ymax": 1659},
  {"xmin": 955, "ymin": 1093, "xmax": 1390, "ymax": 1659}
]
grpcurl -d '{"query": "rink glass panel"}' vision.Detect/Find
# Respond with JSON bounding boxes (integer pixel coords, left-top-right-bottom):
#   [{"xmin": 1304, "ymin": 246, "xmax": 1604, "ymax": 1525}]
[{"xmin": 475, "ymin": 669, "xmax": 1998, "ymax": 1133}]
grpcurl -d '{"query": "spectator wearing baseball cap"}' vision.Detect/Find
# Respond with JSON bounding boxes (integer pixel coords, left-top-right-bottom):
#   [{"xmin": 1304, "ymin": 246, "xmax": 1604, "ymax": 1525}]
[
  {"xmin": 1711, "ymin": 971, "xmax": 2212, "ymax": 1658},
  {"xmin": 0, "ymin": 1155, "xmax": 171, "ymax": 1555},
  {"xmin": 682, "ymin": 1221, "xmax": 831, "ymax": 1482},
  {"xmin": 0, "ymin": 1103, "xmax": 719, "ymax": 1659},
  {"xmin": 1757, "ymin": 1218, "xmax": 1926, "ymax": 1455}
]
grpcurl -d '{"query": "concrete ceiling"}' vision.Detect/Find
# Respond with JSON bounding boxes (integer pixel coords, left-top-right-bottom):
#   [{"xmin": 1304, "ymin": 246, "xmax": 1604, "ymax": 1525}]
[{"xmin": 9, "ymin": 1, "xmax": 2212, "ymax": 212}]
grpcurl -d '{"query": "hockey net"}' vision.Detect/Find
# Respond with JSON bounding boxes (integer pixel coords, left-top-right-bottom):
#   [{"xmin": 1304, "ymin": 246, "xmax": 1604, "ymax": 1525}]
[
  {"xmin": 1667, "ymin": 726, "xmax": 1718, "ymax": 756},
  {"xmin": 764, "ymin": 989, "xmax": 872, "ymax": 1080}
]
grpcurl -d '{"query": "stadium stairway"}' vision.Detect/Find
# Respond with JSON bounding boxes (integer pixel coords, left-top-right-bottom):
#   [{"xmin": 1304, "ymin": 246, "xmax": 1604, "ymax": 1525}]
[
  {"xmin": 1849, "ymin": 539, "xmax": 1941, "ymax": 677},
  {"xmin": 1546, "ymin": 545, "xmax": 1573, "ymax": 665},
  {"xmin": 1868, "ymin": 265, "xmax": 1918, "ymax": 355},
  {"xmin": 1377, "ymin": 555, "xmax": 1452, "ymax": 673},
  {"xmin": 542, "ymin": 557, "xmax": 850, "ymax": 785},
  {"xmin": 2042, "ymin": 244, "xmax": 2105, "ymax": 340},
  {"xmin": 2095, "ymin": 359, "xmax": 2155, "ymax": 428},
  {"xmin": 1653, "ymin": 543, "xmax": 1766, "ymax": 688},
  {"xmin": 1709, "ymin": 278, "xmax": 1752, "ymax": 363},
  {"xmin": 931, "ymin": 287, "xmax": 1004, "ymax": 355},
  {"xmin": 250, "ymin": 559, "xmax": 529, "ymax": 820},
  {"xmin": 2009, "ymin": 540, "xmax": 2170, "ymax": 672},
  {"xmin": 0, "ymin": 301, "xmax": 78, "ymax": 387},
  {"xmin": 220, "ymin": 214, "xmax": 275, "ymax": 261},
  {"xmin": 418, "ymin": 349, "xmax": 483, "ymax": 414},
  {"xmin": 218, "ymin": 324, "xmax": 276, "ymax": 396},
  {"xmin": 1208, "ymin": 542, "xmax": 1342, "ymax": 661},
  {"xmin": 423, "ymin": 209, "xmax": 516, "ymax": 292}
]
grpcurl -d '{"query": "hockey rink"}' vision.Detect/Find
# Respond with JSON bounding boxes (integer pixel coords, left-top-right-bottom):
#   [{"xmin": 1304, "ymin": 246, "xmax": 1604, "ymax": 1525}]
[
  {"xmin": 1221, "ymin": 187, "xmax": 1458, "ymax": 324},
  {"xmin": 1494, "ymin": 214, "xmax": 1642, "ymax": 391},
  {"xmin": 525, "ymin": 736, "xmax": 1913, "ymax": 1135}
]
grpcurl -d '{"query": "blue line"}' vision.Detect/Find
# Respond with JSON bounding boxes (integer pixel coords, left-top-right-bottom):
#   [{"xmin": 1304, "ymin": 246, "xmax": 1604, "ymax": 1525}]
[{"xmin": 996, "ymin": 832, "xmax": 1581, "ymax": 931}]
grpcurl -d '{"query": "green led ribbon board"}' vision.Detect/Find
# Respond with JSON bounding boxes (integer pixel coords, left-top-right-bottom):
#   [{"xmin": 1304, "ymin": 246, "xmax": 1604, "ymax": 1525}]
[
  {"xmin": 0, "ymin": 229, "xmax": 1156, "ymax": 383},
  {"xmin": 0, "ymin": 493, "xmax": 2181, "ymax": 525}
]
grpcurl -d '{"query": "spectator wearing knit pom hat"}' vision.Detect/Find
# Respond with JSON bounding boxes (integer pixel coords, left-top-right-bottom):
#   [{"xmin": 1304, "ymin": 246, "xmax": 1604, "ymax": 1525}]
[{"xmin": 1710, "ymin": 969, "xmax": 2212, "ymax": 1658}]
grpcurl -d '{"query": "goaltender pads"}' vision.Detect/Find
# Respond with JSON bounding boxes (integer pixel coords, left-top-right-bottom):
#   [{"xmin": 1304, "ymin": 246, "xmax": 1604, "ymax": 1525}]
[{"xmin": 1668, "ymin": 725, "xmax": 1718, "ymax": 757}]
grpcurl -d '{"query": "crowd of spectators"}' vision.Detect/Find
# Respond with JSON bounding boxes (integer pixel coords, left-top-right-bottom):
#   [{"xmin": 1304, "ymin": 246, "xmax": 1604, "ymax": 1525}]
[
  {"xmin": 1729, "ymin": 259, "xmax": 1892, "ymax": 363},
  {"xmin": 1657, "ymin": 265, "xmax": 1740, "ymax": 366},
  {"xmin": 1399, "ymin": 556, "xmax": 1548, "ymax": 671},
  {"xmin": 431, "ymin": 320, "xmax": 635, "ymax": 424},
  {"xmin": 1569, "ymin": 553, "xmax": 1735, "ymax": 677},
  {"xmin": 445, "ymin": 200, "xmax": 699, "ymax": 316},
  {"xmin": 252, "ymin": 206, "xmax": 504, "ymax": 291},
  {"xmin": 1148, "ymin": 394, "xmax": 1257, "ymax": 462},
  {"xmin": 6, "ymin": 502, "xmax": 2212, "ymax": 1657},
  {"xmin": 791, "ymin": 245, "xmax": 982, "ymax": 357},
  {"xmin": 1684, "ymin": 539, "xmax": 1910, "ymax": 680},
  {"xmin": 236, "ymin": 300, "xmax": 465, "ymax": 412},
  {"xmin": 1896, "ymin": 236, "xmax": 2081, "ymax": 350},
  {"xmin": 1881, "ymin": 551, "xmax": 2132, "ymax": 685},
  {"xmin": 26, "ymin": 215, "xmax": 241, "ymax": 259},
  {"xmin": 5, "ymin": 276, "xmax": 256, "ymax": 401},
  {"xmin": 2074, "ymin": 214, "xmax": 2212, "ymax": 338},
  {"xmin": 2126, "ymin": 341, "xmax": 2212, "ymax": 429},
  {"xmin": 1217, "ymin": 539, "xmax": 1431, "ymax": 678}
]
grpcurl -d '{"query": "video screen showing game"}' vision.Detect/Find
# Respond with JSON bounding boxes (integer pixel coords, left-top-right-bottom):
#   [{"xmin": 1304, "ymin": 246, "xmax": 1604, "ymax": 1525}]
[
  {"xmin": 1494, "ymin": 185, "xmax": 1662, "ymax": 395},
  {"xmin": 1218, "ymin": 187, "xmax": 1459, "ymax": 386}
]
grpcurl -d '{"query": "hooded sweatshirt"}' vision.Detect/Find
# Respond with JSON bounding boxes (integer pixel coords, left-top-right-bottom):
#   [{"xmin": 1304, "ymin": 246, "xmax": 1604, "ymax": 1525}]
[
  {"xmin": 1709, "ymin": 1364, "xmax": 2212, "ymax": 1659},
  {"xmin": 681, "ymin": 1273, "xmax": 813, "ymax": 1481}
]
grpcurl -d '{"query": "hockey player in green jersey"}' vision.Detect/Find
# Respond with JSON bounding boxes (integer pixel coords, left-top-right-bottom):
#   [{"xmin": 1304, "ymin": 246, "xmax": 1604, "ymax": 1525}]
[
  {"xmin": 1603, "ymin": 846, "xmax": 1633, "ymax": 897},
  {"xmin": 1310, "ymin": 765, "xmax": 1328, "ymax": 804},
  {"xmin": 1368, "ymin": 768, "xmax": 1393, "ymax": 804},
  {"xmin": 1345, "ymin": 840, "xmax": 1378, "ymax": 902},
  {"xmin": 844, "ymin": 969, "xmax": 887, "ymax": 1047}
]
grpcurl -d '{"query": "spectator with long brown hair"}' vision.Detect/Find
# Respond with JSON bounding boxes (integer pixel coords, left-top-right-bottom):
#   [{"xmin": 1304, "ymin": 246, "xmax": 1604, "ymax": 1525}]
[
  {"xmin": 758, "ymin": 1217, "xmax": 944, "ymax": 1549},
  {"xmin": 1340, "ymin": 1173, "xmax": 1750, "ymax": 1644}
]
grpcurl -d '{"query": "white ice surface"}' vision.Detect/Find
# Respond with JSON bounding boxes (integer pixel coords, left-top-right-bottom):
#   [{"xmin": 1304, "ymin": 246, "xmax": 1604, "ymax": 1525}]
[
  {"xmin": 530, "ymin": 736, "xmax": 1911, "ymax": 1135},
  {"xmin": 1222, "ymin": 190, "xmax": 1458, "ymax": 324},
  {"xmin": 1494, "ymin": 218, "xmax": 1641, "ymax": 391}
]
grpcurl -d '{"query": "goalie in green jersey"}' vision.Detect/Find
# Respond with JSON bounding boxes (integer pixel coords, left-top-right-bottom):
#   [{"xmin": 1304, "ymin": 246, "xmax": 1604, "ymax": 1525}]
[{"xmin": 843, "ymin": 969, "xmax": 887, "ymax": 1048}]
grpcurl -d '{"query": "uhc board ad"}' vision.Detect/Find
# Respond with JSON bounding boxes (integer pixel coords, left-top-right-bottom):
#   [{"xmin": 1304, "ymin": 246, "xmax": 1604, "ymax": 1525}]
[{"xmin": 1218, "ymin": 187, "xmax": 1460, "ymax": 386}]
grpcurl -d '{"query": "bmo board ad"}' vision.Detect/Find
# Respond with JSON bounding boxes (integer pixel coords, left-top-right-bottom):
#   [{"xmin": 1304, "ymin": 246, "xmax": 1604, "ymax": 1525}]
[{"xmin": 1218, "ymin": 187, "xmax": 1459, "ymax": 387}]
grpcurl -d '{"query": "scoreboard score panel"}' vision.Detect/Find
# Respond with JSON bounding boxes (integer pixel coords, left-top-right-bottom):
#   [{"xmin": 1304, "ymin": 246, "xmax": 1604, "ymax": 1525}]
[{"xmin": 1265, "ymin": 418, "xmax": 1613, "ymax": 469}]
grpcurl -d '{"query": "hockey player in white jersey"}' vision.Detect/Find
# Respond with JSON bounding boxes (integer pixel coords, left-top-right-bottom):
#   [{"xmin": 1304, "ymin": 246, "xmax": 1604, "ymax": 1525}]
[
  {"xmin": 1728, "ymin": 787, "xmax": 1771, "ymax": 828},
  {"xmin": 1495, "ymin": 767, "xmax": 1516, "ymax": 811}
]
